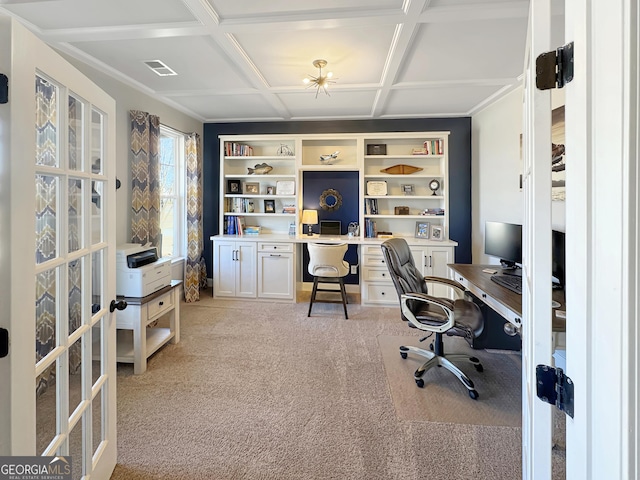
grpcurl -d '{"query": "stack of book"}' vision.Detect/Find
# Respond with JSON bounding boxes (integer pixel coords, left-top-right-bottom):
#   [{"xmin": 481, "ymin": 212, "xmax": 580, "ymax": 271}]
[
  {"xmin": 282, "ymin": 205, "xmax": 296, "ymax": 214},
  {"xmin": 244, "ymin": 226, "xmax": 261, "ymax": 235},
  {"xmin": 422, "ymin": 208, "xmax": 445, "ymax": 216},
  {"xmin": 224, "ymin": 142, "xmax": 253, "ymax": 156}
]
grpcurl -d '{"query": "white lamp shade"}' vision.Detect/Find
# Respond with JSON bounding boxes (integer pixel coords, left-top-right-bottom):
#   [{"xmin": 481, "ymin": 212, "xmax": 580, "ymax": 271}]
[{"xmin": 301, "ymin": 209, "xmax": 318, "ymax": 225}]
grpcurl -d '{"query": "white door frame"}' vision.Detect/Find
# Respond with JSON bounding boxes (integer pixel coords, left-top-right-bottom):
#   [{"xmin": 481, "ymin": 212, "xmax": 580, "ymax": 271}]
[
  {"xmin": 521, "ymin": 1, "xmax": 554, "ymax": 477},
  {"xmin": 0, "ymin": 17, "xmax": 118, "ymax": 479},
  {"xmin": 564, "ymin": 0, "xmax": 639, "ymax": 478}
]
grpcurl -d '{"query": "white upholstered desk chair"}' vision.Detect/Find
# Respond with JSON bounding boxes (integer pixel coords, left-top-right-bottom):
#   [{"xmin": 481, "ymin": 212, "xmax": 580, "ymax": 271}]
[{"xmin": 307, "ymin": 243, "xmax": 350, "ymax": 319}]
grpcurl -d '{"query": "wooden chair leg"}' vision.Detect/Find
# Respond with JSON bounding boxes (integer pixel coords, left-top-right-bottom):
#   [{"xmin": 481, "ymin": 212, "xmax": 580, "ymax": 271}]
[
  {"xmin": 339, "ymin": 277, "xmax": 349, "ymax": 319},
  {"xmin": 308, "ymin": 276, "xmax": 319, "ymax": 317}
]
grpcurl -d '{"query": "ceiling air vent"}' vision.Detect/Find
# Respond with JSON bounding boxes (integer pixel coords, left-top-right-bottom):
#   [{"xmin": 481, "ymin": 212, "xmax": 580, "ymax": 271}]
[{"xmin": 144, "ymin": 60, "xmax": 177, "ymax": 77}]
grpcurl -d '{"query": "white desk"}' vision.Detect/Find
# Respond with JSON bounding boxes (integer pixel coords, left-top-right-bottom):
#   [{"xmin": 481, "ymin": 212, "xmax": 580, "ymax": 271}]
[
  {"xmin": 114, "ymin": 280, "xmax": 181, "ymax": 374},
  {"xmin": 211, "ymin": 234, "xmax": 457, "ymax": 306}
]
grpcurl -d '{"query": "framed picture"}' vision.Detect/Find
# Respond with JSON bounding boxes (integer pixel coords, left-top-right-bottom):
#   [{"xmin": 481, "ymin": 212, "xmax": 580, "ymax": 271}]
[
  {"xmin": 264, "ymin": 199, "xmax": 275, "ymax": 213},
  {"xmin": 366, "ymin": 181, "xmax": 388, "ymax": 196},
  {"xmin": 244, "ymin": 182, "xmax": 259, "ymax": 194},
  {"xmin": 266, "ymin": 186, "xmax": 275, "ymax": 195},
  {"xmin": 227, "ymin": 179, "xmax": 241, "ymax": 194},
  {"xmin": 276, "ymin": 180, "xmax": 295, "ymax": 195},
  {"xmin": 430, "ymin": 225, "xmax": 444, "ymax": 241},
  {"xmin": 401, "ymin": 184, "xmax": 414, "ymax": 195},
  {"xmin": 415, "ymin": 221, "xmax": 430, "ymax": 239}
]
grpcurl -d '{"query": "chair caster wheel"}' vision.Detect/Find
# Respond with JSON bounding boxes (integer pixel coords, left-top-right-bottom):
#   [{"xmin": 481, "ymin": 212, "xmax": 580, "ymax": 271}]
[
  {"xmin": 469, "ymin": 389, "xmax": 479, "ymax": 400},
  {"xmin": 474, "ymin": 364, "xmax": 484, "ymax": 372},
  {"xmin": 415, "ymin": 379, "xmax": 424, "ymax": 388},
  {"xmin": 400, "ymin": 352, "xmax": 408, "ymax": 359}
]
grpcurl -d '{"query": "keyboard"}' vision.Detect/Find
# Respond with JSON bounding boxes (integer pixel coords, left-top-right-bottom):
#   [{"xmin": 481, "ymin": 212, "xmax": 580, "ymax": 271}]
[{"xmin": 490, "ymin": 274, "xmax": 522, "ymax": 294}]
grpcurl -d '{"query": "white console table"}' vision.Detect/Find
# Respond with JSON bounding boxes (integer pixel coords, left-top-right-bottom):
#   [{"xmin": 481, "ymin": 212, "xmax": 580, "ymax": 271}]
[{"xmin": 115, "ymin": 280, "xmax": 181, "ymax": 374}]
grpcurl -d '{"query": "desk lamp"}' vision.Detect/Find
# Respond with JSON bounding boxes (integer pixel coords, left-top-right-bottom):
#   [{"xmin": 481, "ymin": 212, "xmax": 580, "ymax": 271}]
[{"xmin": 301, "ymin": 209, "xmax": 318, "ymax": 236}]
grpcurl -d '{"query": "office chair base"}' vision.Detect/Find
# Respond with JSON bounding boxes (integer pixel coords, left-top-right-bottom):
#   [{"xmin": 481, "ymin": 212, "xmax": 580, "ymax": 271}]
[{"xmin": 399, "ymin": 345, "xmax": 482, "ymax": 399}]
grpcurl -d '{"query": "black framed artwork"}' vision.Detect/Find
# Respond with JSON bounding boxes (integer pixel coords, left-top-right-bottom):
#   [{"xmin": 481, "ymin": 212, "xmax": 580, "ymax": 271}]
[
  {"xmin": 264, "ymin": 199, "xmax": 275, "ymax": 213},
  {"xmin": 227, "ymin": 179, "xmax": 241, "ymax": 194}
]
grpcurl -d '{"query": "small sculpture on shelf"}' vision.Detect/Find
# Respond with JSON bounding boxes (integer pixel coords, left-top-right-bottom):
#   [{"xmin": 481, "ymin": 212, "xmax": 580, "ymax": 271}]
[
  {"xmin": 276, "ymin": 144, "xmax": 294, "ymax": 156},
  {"xmin": 319, "ymin": 151, "xmax": 340, "ymax": 165},
  {"xmin": 247, "ymin": 163, "xmax": 273, "ymax": 175}
]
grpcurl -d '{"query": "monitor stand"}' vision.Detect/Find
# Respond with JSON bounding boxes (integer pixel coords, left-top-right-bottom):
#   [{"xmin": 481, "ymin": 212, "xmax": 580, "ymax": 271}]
[{"xmin": 500, "ymin": 260, "xmax": 522, "ymax": 277}]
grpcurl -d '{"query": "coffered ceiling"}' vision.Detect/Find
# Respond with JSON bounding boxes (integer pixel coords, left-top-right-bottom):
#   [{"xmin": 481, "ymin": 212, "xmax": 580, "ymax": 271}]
[{"xmin": 0, "ymin": 0, "xmax": 537, "ymax": 123}]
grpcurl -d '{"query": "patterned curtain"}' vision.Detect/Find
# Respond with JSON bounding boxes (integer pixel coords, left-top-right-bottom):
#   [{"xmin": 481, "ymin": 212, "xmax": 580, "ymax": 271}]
[
  {"xmin": 184, "ymin": 133, "xmax": 207, "ymax": 302},
  {"xmin": 35, "ymin": 76, "xmax": 58, "ymax": 396},
  {"xmin": 130, "ymin": 110, "xmax": 161, "ymax": 246}
]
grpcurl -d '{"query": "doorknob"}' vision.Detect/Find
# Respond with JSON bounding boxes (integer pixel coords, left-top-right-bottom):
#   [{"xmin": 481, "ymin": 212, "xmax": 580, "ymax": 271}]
[{"xmin": 109, "ymin": 299, "xmax": 128, "ymax": 313}]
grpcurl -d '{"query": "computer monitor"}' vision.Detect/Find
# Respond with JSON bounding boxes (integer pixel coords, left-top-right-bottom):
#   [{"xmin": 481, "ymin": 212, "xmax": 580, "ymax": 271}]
[
  {"xmin": 552, "ymin": 229, "xmax": 566, "ymax": 289},
  {"xmin": 319, "ymin": 220, "xmax": 341, "ymax": 236},
  {"xmin": 484, "ymin": 221, "xmax": 523, "ymax": 274}
]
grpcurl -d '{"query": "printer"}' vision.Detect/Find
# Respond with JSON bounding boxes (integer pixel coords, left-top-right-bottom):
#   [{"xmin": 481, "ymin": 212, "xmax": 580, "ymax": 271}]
[{"xmin": 116, "ymin": 243, "xmax": 171, "ymax": 297}]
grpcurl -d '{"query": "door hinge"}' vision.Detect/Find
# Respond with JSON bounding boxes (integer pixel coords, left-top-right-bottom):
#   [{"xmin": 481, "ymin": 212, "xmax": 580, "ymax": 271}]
[
  {"xmin": 536, "ymin": 42, "xmax": 574, "ymax": 90},
  {"xmin": 0, "ymin": 328, "xmax": 8, "ymax": 358},
  {"xmin": 536, "ymin": 364, "xmax": 574, "ymax": 418}
]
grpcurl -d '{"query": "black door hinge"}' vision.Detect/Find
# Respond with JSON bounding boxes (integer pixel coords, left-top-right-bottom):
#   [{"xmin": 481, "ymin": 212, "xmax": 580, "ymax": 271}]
[
  {"xmin": 0, "ymin": 74, "xmax": 7, "ymax": 104},
  {"xmin": 536, "ymin": 42, "xmax": 574, "ymax": 90},
  {"xmin": 536, "ymin": 364, "xmax": 574, "ymax": 418},
  {"xmin": 0, "ymin": 328, "xmax": 8, "ymax": 358}
]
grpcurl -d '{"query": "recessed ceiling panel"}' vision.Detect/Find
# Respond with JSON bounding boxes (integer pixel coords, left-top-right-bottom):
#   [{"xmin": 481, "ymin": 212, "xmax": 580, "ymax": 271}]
[
  {"xmin": 278, "ymin": 91, "xmax": 376, "ymax": 118},
  {"xmin": 208, "ymin": 0, "xmax": 404, "ymax": 18},
  {"xmin": 2, "ymin": 0, "xmax": 196, "ymax": 29},
  {"xmin": 384, "ymin": 85, "xmax": 504, "ymax": 116},
  {"xmin": 399, "ymin": 19, "xmax": 527, "ymax": 83},
  {"xmin": 235, "ymin": 24, "xmax": 396, "ymax": 88},
  {"xmin": 176, "ymin": 94, "xmax": 282, "ymax": 121},
  {"xmin": 69, "ymin": 36, "xmax": 253, "ymax": 92}
]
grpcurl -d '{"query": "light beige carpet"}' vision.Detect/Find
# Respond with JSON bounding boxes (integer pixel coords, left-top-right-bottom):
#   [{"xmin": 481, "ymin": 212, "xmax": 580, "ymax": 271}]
[{"xmin": 378, "ymin": 335, "xmax": 522, "ymax": 427}]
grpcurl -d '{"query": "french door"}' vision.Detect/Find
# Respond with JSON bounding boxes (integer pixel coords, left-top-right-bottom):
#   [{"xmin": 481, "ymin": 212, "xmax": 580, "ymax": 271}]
[{"xmin": 0, "ymin": 17, "xmax": 117, "ymax": 479}]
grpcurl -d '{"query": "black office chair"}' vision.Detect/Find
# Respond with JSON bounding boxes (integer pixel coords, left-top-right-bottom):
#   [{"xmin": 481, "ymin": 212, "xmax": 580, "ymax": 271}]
[{"xmin": 381, "ymin": 238, "xmax": 485, "ymax": 399}]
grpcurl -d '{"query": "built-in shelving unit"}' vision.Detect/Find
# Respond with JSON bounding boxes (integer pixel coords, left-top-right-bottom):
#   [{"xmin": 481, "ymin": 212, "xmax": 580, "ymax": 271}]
[{"xmin": 219, "ymin": 131, "xmax": 450, "ymax": 240}]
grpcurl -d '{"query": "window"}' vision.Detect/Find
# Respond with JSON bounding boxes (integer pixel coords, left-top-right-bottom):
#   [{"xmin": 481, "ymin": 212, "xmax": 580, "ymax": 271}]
[{"xmin": 159, "ymin": 125, "xmax": 185, "ymax": 258}]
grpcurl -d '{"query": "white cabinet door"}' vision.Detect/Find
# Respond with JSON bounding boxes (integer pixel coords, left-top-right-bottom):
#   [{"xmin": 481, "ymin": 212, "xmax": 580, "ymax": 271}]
[
  {"xmin": 425, "ymin": 246, "xmax": 454, "ymax": 298},
  {"xmin": 213, "ymin": 240, "xmax": 237, "ymax": 297},
  {"xmin": 257, "ymin": 252, "xmax": 294, "ymax": 300},
  {"xmin": 235, "ymin": 242, "xmax": 257, "ymax": 298},
  {"xmin": 409, "ymin": 247, "xmax": 427, "ymax": 276}
]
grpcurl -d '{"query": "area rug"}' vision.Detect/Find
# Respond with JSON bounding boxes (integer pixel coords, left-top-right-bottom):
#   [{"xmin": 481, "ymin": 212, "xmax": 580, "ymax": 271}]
[{"xmin": 378, "ymin": 334, "xmax": 522, "ymax": 427}]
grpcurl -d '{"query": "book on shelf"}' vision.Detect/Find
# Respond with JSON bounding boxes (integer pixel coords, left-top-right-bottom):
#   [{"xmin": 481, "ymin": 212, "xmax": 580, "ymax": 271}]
[
  {"xmin": 421, "ymin": 139, "xmax": 444, "ymax": 155},
  {"xmin": 244, "ymin": 226, "xmax": 261, "ymax": 235},
  {"xmin": 225, "ymin": 142, "xmax": 254, "ymax": 157},
  {"xmin": 223, "ymin": 216, "xmax": 246, "ymax": 235},
  {"xmin": 364, "ymin": 198, "xmax": 379, "ymax": 215},
  {"xmin": 421, "ymin": 208, "xmax": 445, "ymax": 216},
  {"xmin": 282, "ymin": 205, "xmax": 296, "ymax": 214},
  {"xmin": 364, "ymin": 218, "xmax": 378, "ymax": 238}
]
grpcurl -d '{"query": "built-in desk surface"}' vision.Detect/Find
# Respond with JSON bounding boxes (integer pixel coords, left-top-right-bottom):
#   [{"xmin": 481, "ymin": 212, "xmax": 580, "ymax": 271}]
[{"xmin": 448, "ymin": 264, "xmax": 566, "ymax": 332}]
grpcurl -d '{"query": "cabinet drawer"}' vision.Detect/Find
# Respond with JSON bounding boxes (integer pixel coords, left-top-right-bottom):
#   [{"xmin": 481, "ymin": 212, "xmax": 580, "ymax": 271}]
[
  {"xmin": 362, "ymin": 266, "xmax": 392, "ymax": 282},
  {"xmin": 362, "ymin": 245, "xmax": 384, "ymax": 256},
  {"xmin": 362, "ymin": 255, "xmax": 387, "ymax": 268},
  {"xmin": 147, "ymin": 291, "xmax": 173, "ymax": 320},
  {"xmin": 365, "ymin": 283, "xmax": 397, "ymax": 304},
  {"xmin": 258, "ymin": 242, "xmax": 293, "ymax": 253}
]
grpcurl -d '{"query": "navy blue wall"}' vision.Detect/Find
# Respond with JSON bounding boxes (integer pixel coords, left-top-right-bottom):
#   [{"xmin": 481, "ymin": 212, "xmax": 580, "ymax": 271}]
[
  {"xmin": 301, "ymin": 170, "xmax": 360, "ymax": 284},
  {"xmin": 203, "ymin": 118, "xmax": 472, "ymax": 278}
]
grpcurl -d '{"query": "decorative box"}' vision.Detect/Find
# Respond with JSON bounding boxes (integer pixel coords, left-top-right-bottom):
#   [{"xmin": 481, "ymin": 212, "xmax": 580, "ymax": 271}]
[
  {"xmin": 367, "ymin": 144, "xmax": 387, "ymax": 155},
  {"xmin": 394, "ymin": 206, "xmax": 410, "ymax": 215}
]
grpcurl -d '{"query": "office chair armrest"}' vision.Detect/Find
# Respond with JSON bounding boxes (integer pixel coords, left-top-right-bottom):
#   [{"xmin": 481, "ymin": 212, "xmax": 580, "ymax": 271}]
[
  {"xmin": 400, "ymin": 292, "xmax": 454, "ymax": 333},
  {"xmin": 423, "ymin": 276, "xmax": 466, "ymax": 299}
]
